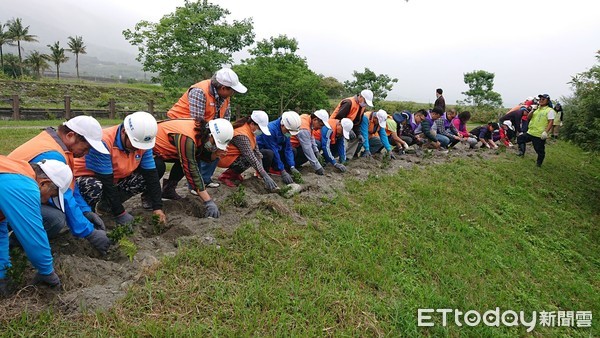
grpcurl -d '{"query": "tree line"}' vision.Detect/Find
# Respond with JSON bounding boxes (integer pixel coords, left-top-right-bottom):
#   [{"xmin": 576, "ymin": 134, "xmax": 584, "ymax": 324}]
[{"xmin": 0, "ymin": 18, "xmax": 86, "ymax": 80}]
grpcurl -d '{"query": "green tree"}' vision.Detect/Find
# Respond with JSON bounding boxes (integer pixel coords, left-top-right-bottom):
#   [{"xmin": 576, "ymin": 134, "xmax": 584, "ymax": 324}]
[
  {"xmin": 319, "ymin": 75, "xmax": 346, "ymax": 99},
  {"xmin": 562, "ymin": 51, "xmax": 600, "ymax": 151},
  {"xmin": 233, "ymin": 35, "xmax": 329, "ymax": 117},
  {"xmin": 2, "ymin": 53, "xmax": 21, "ymax": 78},
  {"xmin": 46, "ymin": 41, "xmax": 69, "ymax": 81},
  {"xmin": 123, "ymin": 0, "xmax": 254, "ymax": 89},
  {"xmin": 6, "ymin": 18, "xmax": 38, "ymax": 78},
  {"xmin": 67, "ymin": 35, "xmax": 87, "ymax": 79},
  {"xmin": 460, "ymin": 70, "xmax": 503, "ymax": 108},
  {"xmin": 344, "ymin": 68, "xmax": 398, "ymax": 105},
  {"xmin": 25, "ymin": 50, "xmax": 50, "ymax": 79},
  {"xmin": 0, "ymin": 23, "xmax": 11, "ymax": 72}
]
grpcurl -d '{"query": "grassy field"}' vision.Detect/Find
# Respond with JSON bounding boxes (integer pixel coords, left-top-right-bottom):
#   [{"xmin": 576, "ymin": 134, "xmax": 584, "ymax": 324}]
[{"xmin": 1, "ymin": 139, "xmax": 598, "ymax": 336}]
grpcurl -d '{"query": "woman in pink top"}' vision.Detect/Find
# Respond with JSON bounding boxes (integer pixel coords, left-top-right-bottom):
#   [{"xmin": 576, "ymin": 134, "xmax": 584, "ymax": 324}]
[{"xmin": 452, "ymin": 111, "xmax": 478, "ymax": 149}]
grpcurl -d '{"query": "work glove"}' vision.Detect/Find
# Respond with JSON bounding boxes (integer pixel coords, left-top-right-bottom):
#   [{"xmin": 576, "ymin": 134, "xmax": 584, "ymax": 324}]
[
  {"xmin": 0, "ymin": 278, "xmax": 9, "ymax": 297},
  {"xmin": 204, "ymin": 199, "xmax": 220, "ymax": 218},
  {"xmin": 86, "ymin": 229, "xmax": 111, "ymax": 255},
  {"xmin": 84, "ymin": 211, "xmax": 105, "ymax": 231},
  {"xmin": 389, "ymin": 152, "xmax": 397, "ymax": 160},
  {"xmin": 333, "ymin": 162, "xmax": 347, "ymax": 173},
  {"xmin": 290, "ymin": 167, "xmax": 301, "ymax": 176},
  {"xmin": 263, "ymin": 175, "xmax": 279, "ymax": 191},
  {"xmin": 281, "ymin": 171, "xmax": 294, "ymax": 184},
  {"xmin": 348, "ymin": 130, "xmax": 356, "ymax": 140},
  {"xmin": 115, "ymin": 211, "xmax": 134, "ymax": 225},
  {"xmin": 361, "ymin": 150, "xmax": 372, "ymax": 158},
  {"xmin": 32, "ymin": 271, "xmax": 61, "ymax": 288},
  {"xmin": 315, "ymin": 167, "xmax": 324, "ymax": 175},
  {"xmin": 540, "ymin": 131, "xmax": 548, "ymax": 140}
]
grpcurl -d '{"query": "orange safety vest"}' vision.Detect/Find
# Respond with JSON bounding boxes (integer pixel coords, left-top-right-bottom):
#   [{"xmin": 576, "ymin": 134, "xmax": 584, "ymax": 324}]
[
  {"xmin": 167, "ymin": 80, "xmax": 230, "ymax": 121},
  {"xmin": 8, "ymin": 128, "xmax": 75, "ymax": 188},
  {"xmin": 218, "ymin": 123, "xmax": 255, "ymax": 168},
  {"xmin": 290, "ymin": 114, "xmax": 312, "ymax": 148},
  {"xmin": 330, "ymin": 96, "xmax": 363, "ymax": 126},
  {"xmin": 73, "ymin": 125, "xmax": 146, "ymax": 182},
  {"xmin": 364, "ymin": 111, "xmax": 381, "ymax": 138},
  {"xmin": 312, "ymin": 118, "xmax": 340, "ymax": 145},
  {"xmin": 154, "ymin": 119, "xmax": 199, "ymax": 160}
]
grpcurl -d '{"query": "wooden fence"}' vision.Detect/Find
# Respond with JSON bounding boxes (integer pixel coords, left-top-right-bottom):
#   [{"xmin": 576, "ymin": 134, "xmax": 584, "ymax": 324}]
[
  {"xmin": 0, "ymin": 95, "xmax": 244, "ymax": 120},
  {"xmin": 0, "ymin": 95, "xmax": 162, "ymax": 120}
]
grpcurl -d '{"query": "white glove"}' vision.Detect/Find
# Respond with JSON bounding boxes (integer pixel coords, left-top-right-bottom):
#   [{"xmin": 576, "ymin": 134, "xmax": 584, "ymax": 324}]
[{"xmin": 541, "ymin": 131, "xmax": 548, "ymax": 140}]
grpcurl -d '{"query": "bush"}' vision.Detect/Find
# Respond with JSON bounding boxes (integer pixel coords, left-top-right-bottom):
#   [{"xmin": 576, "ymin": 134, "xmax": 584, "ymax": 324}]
[{"xmin": 562, "ymin": 51, "xmax": 600, "ymax": 151}]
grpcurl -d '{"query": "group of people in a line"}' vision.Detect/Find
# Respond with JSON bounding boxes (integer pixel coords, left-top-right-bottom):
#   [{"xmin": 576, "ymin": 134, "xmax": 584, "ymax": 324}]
[{"xmin": 0, "ymin": 67, "xmax": 559, "ymax": 296}]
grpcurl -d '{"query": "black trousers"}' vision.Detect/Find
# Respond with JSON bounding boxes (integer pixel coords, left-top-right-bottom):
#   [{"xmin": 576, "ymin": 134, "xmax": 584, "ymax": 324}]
[{"xmin": 517, "ymin": 133, "xmax": 546, "ymax": 166}]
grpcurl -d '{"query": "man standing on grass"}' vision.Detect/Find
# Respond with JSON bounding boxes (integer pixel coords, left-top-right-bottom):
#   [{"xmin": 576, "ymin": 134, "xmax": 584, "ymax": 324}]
[
  {"xmin": 517, "ymin": 94, "xmax": 555, "ymax": 167},
  {"xmin": 434, "ymin": 88, "xmax": 446, "ymax": 112},
  {"xmin": 9, "ymin": 116, "xmax": 112, "ymax": 255}
]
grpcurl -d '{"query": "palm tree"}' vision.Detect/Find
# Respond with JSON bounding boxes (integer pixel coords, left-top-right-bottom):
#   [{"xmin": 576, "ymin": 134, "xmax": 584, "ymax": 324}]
[
  {"xmin": 67, "ymin": 35, "xmax": 86, "ymax": 79},
  {"xmin": 3, "ymin": 53, "xmax": 20, "ymax": 78},
  {"xmin": 0, "ymin": 23, "xmax": 11, "ymax": 72},
  {"xmin": 25, "ymin": 50, "xmax": 50, "ymax": 79},
  {"xmin": 6, "ymin": 18, "xmax": 38, "ymax": 77},
  {"xmin": 46, "ymin": 41, "xmax": 69, "ymax": 81}
]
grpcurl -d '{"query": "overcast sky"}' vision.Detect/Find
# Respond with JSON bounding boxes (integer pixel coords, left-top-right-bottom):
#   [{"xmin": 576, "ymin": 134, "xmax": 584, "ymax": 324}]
[{"xmin": 2, "ymin": 0, "xmax": 599, "ymax": 106}]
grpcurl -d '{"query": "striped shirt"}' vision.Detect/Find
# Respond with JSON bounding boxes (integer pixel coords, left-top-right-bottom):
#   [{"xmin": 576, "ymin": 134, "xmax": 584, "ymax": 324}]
[{"xmin": 188, "ymin": 87, "xmax": 231, "ymax": 121}]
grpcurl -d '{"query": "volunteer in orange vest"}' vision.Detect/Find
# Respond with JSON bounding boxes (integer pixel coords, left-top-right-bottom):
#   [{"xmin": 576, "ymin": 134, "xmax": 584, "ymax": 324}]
[
  {"xmin": 8, "ymin": 116, "xmax": 111, "ymax": 255},
  {"xmin": 313, "ymin": 117, "xmax": 353, "ymax": 173},
  {"xmin": 0, "ymin": 158, "xmax": 72, "ymax": 296},
  {"xmin": 73, "ymin": 112, "xmax": 167, "ymax": 226},
  {"xmin": 290, "ymin": 109, "xmax": 330, "ymax": 175},
  {"xmin": 217, "ymin": 111, "xmax": 278, "ymax": 191},
  {"xmin": 167, "ymin": 68, "xmax": 247, "ymax": 188},
  {"xmin": 360, "ymin": 109, "xmax": 394, "ymax": 158},
  {"xmin": 154, "ymin": 118, "xmax": 233, "ymax": 218},
  {"xmin": 330, "ymin": 89, "xmax": 374, "ymax": 159}
]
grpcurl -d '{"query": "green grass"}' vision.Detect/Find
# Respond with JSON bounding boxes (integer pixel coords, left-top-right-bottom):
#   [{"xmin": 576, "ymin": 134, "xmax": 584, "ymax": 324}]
[{"xmin": 2, "ymin": 142, "xmax": 599, "ymax": 336}]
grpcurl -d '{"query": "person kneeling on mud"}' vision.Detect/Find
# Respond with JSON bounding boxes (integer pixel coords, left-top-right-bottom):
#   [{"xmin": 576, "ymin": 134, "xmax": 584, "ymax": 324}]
[
  {"xmin": 154, "ymin": 118, "xmax": 234, "ymax": 218},
  {"xmin": 290, "ymin": 109, "xmax": 330, "ymax": 175},
  {"xmin": 217, "ymin": 111, "xmax": 279, "ymax": 191},
  {"xmin": 0, "ymin": 158, "xmax": 72, "ymax": 296},
  {"xmin": 470, "ymin": 122, "xmax": 499, "ymax": 149},
  {"xmin": 360, "ymin": 110, "xmax": 395, "ymax": 159},
  {"xmin": 313, "ymin": 117, "xmax": 353, "ymax": 172},
  {"xmin": 256, "ymin": 111, "xmax": 303, "ymax": 185},
  {"xmin": 73, "ymin": 112, "xmax": 167, "ymax": 226}
]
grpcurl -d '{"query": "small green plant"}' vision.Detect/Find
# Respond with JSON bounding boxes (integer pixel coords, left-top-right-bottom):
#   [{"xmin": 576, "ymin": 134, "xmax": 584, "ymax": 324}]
[
  {"xmin": 380, "ymin": 152, "xmax": 391, "ymax": 169},
  {"xmin": 291, "ymin": 170, "xmax": 304, "ymax": 184},
  {"xmin": 108, "ymin": 223, "xmax": 134, "ymax": 242},
  {"xmin": 6, "ymin": 248, "xmax": 28, "ymax": 286},
  {"xmin": 227, "ymin": 185, "xmax": 248, "ymax": 208},
  {"xmin": 118, "ymin": 238, "xmax": 137, "ymax": 262},
  {"xmin": 278, "ymin": 184, "xmax": 292, "ymax": 197},
  {"xmin": 151, "ymin": 214, "xmax": 167, "ymax": 235}
]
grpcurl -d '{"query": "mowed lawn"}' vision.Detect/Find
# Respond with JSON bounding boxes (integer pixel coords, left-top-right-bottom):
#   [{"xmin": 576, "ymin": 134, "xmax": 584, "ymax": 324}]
[{"xmin": 1, "ymin": 126, "xmax": 598, "ymax": 336}]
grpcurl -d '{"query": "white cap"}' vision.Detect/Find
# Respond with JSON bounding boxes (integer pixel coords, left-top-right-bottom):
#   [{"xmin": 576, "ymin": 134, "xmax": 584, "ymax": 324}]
[
  {"xmin": 341, "ymin": 118, "xmax": 353, "ymax": 140},
  {"xmin": 313, "ymin": 109, "xmax": 331, "ymax": 129},
  {"xmin": 281, "ymin": 111, "xmax": 301, "ymax": 136},
  {"xmin": 360, "ymin": 89, "xmax": 374, "ymax": 107},
  {"xmin": 502, "ymin": 120, "xmax": 515, "ymax": 131},
  {"xmin": 215, "ymin": 68, "xmax": 247, "ymax": 94},
  {"xmin": 208, "ymin": 118, "xmax": 234, "ymax": 150},
  {"xmin": 64, "ymin": 116, "xmax": 109, "ymax": 154},
  {"xmin": 375, "ymin": 110, "xmax": 388, "ymax": 128},
  {"xmin": 123, "ymin": 111, "xmax": 158, "ymax": 150},
  {"xmin": 37, "ymin": 159, "xmax": 73, "ymax": 212},
  {"xmin": 526, "ymin": 96, "xmax": 534, "ymax": 101},
  {"xmin": 250, "ymin": 110, "xmax": 271, "ymax": 136}
]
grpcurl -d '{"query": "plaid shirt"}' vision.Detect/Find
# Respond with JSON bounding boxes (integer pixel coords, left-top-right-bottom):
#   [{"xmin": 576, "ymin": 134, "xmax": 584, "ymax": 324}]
[{"xmin": 188, "ymin": 86, "xmax": 231, "ymax": 121}]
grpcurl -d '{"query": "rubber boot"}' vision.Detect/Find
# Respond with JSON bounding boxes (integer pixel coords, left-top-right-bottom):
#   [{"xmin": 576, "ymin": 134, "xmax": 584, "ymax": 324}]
[
  {"xmin": 162, "ymin": 178, "xmax": 183, "ymax": 200},
  {"xmin": 218, "ymin": 169, "xmax": 239, "ymax": 187},
  {"xmin": 517, "ymin": 143, "xmax": 525, "ymax": 156}
]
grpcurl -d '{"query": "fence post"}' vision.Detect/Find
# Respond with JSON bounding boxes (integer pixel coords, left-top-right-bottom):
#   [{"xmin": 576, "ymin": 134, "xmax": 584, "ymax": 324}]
[
  {"xmin": 12, "ymin": 94, "xmax": 20, "ymax": 120},
  {"xmin": 147, "ymin": 100, "xmax": 154, "ymax": 115},
  {"xmin": 64, "ymin": 95, "xmax": 71, "ymax": 120},
  {"xmin": 109, "ymin": 98, "xmax": 116, "ymax": 119}
]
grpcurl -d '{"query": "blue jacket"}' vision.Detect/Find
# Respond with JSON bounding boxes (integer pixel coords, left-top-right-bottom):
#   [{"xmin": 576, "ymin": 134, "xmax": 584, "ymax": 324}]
[
  {"xmin": 319, "ymin": 125, "xmax": 346, "ymax": 165},
  {"xmin": 0, "ymin": 173, "xmax": 54, "ymax": 278},
  {"xmin": 30, "ymin": 151, "xmax": 95, "ymax": 238},
  {"xmin": 256, "ymin": 117, "xmax": 295, "ymax": 171}
]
